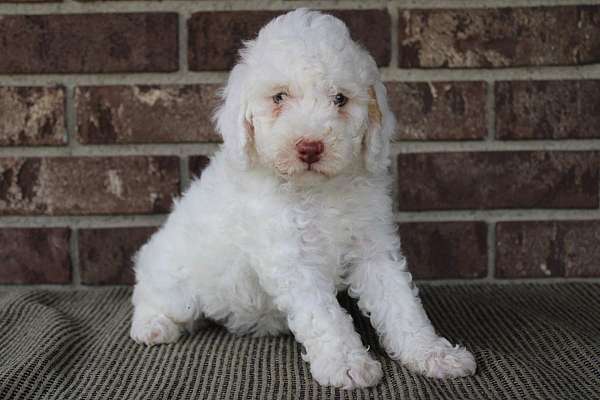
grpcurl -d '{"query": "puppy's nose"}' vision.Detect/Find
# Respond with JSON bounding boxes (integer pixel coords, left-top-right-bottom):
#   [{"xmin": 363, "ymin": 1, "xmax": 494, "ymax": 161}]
[{"xmin": 296, "ymin": 140, "xmax": 324, "ymax": 164}]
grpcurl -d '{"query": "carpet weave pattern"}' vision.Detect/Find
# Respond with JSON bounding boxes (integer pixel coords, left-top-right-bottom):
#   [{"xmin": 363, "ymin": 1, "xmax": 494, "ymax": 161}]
[{"xmin": 0, "ymin": 284, "xmax": 598, "ymax": 399}]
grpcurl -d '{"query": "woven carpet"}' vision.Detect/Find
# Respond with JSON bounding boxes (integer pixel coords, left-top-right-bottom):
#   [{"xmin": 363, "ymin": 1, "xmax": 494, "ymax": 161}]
[{"xmin": 0, "ymin": 284, "xmax": 599, "ymax": 399}]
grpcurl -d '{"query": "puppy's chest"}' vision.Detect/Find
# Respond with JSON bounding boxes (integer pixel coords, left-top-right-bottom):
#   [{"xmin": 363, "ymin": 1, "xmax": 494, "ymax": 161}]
[{"xmin": 291, "ymin": 193, "xmax": 357, "ymax": 261}]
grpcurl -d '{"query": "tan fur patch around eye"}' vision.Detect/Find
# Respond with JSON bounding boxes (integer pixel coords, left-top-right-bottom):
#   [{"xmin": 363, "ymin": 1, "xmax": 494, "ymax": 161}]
[
  {"xmin": 368, "ymin": 87, "xmax": 382, "ymax": 124},
  {"xmin": 272, "ymin": 105, "xmax": 283, "ymax": 118}
]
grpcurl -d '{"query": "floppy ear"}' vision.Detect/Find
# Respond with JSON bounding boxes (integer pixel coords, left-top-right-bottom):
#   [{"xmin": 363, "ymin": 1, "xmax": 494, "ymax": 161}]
[
  {"xmin": 364, "ymin": 81, "xmax": 396, "ymax": 174},
  {"xmin": 214, "ymin": 64, "xmax": 255, "ymax": 170}
]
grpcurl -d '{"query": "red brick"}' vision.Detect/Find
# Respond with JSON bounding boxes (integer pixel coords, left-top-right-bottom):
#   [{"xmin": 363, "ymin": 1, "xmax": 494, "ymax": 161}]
[
  {"xmin": 398, "ymin": 7, "xmax": 600, "ymax": 68},
  {"xmin": 397, "ymin": 152, "xmax": 598, "ymax": 210},
  {"xmin": 387, "ymin": 82, "xmax": 487, "ymax": 140},
  {"xmin": 0, "ymin": 14, "xmax": 178, "ymax": 74},
  {"xmin": 188, "ymin": 10, "xmax": 390, "ymax": 71},
  {"xmin": 0, "ymin": 87, "xmax": 66, "ymax": 146},
  {"xmin": 496, "ymin": 80, "xmax": 600, "ymax": 140},
  {"xmin": 399, "ymin": 222, "xmax": 487, "ymax": 279},
  {"xmin": 0, "ymin": 228, "xmax": 70, "ymax": 284},
  {"xmin": 76, "ymin": 85, "xmax": 221, "ymax": 144},
  {"xmin": 496, "ymin": 221, "xmax": 600, "ymax": 278},
  {"xmin": 79, "ymin": 227, "xmax": 156, "ymax": 285},
  {"xmin": 327, "ymin": 10, "xmax": 390, "ymax": 67},
  {"xmin": 0, "ymin": 157, "xmax": 179, "ymax": 215},
  {"xmin": 189, "ymin": 155, "xmax": 211, "ymax": 179}
]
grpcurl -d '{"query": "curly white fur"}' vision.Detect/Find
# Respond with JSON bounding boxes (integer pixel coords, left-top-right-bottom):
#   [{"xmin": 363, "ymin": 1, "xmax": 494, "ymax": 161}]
[{"xmin": 130, "ymin": 9, "xmax": 476, "ymax": 388}]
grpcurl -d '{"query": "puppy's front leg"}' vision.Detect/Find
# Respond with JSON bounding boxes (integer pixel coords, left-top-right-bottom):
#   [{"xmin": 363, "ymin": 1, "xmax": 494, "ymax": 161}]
[
  {"xmin": 256, "ymin": 263, "xmax": 382, "ymax": 389},
  {"xmin": 349, "ymin": 248, "xmax": 476, "ymax": 379}
]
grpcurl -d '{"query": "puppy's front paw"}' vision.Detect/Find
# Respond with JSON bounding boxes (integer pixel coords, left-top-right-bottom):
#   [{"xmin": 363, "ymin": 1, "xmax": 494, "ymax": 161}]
[
  {"xmin": 130, "ymin": 313, "xmax": 182, "ymax": 346},
  {"xmin": 310, "ymin": 350, "xmax": 383, "ymax": 389},
  {"xmin": 405, "ymin": 337, "xmax": 476, "ymax": 379}
]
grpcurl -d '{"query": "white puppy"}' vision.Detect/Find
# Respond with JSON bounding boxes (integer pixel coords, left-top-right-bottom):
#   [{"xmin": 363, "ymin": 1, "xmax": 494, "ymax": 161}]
[{"xmin": 130, "ymin": 9, "xmax": 476, "ymax": 388}]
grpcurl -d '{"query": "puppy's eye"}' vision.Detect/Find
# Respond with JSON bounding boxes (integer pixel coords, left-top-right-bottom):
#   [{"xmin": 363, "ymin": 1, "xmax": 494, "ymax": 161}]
[
  {"xmin": 333, "ymin": 93, "xmax": 348, "ymax": 107},
  {"xmin": 273, "ymin": 92, "xmax": 287, "ymax": 104}
]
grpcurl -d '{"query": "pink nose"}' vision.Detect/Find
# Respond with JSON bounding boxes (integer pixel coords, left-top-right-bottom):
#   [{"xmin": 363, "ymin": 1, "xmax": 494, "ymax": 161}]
[{"xmin": 296, "ymin": 140, "xmax": 324, "ymax": 164}]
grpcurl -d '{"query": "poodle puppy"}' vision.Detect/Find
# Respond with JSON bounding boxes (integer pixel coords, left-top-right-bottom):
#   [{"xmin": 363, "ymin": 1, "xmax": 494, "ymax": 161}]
[{"xmin": 130, "ymin": 9, "xmax": 476, "ymax": 389}]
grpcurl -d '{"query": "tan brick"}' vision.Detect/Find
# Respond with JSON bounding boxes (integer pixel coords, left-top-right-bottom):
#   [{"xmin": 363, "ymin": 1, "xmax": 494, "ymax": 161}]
[
  {"xmin": 0, "ymin": 87, "xmax": 66, "ymax": 146},
  {"xmin": 398, "ymin": 7, "xmax": 600, "ymax": 68},
  {"xmin": 76, "ymin": 85, "xmax": 221, "ymax": 144},
  {"xmin": 0, "ymin": 157, "xmax": 179, "ymax": 215}
]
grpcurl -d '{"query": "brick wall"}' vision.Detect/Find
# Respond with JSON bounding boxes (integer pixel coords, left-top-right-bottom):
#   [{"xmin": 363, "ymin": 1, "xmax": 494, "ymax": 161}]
[{"xmin": 1, "ymin": 0, "xmax": 600, "ymax": 286}]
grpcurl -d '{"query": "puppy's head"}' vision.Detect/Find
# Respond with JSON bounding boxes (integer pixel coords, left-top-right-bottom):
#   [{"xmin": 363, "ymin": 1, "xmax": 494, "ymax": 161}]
[{"xmin": 215, "ymin": 9, "xmax": 395, "ymax": 184}]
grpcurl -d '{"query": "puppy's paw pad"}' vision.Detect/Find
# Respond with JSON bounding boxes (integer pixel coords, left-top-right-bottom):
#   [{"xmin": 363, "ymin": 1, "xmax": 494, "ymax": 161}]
[
  {"xmin": 130, "ymin": 314, "xmax": 181, "ymax": 346},
  {"xmin": 312, "ymin": 352, "xmax": 383, "ymax": 389},
  {"xmin": 424, "ymin": 343, "xmax": 476, "ymax": 379}
]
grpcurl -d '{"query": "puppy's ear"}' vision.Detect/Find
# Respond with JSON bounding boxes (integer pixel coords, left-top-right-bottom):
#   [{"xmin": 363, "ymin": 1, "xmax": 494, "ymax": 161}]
[
  {"xmin": 363, "ymin": 82, "xmax": 395, "ymax": 174},
  {"xmin": 214, "ymin": 64, "xmax": 255, "ymax": 170}
]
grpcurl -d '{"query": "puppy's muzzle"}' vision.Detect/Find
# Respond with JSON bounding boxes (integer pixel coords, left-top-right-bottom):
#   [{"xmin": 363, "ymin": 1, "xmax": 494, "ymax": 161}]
[{"xmin": 296, "ymin": 139, "xmax": 324, "ymax": 165}]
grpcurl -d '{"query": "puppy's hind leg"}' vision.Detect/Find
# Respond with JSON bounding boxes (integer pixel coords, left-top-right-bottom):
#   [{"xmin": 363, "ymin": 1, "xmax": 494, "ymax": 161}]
[
  {"xmin": 130, "ymin": 267, "xmax": 204, "ymax": 347},
  {"xmin": 130, "ymin": 300, "xmax": 183, "ymax": 346},
  {"xmin": 130, "ymin": 280, "xmax": 208, "ymax": 346},
  {"xmin": 129, "ymin": 223, "xmax": 209, "ymax": 346}
]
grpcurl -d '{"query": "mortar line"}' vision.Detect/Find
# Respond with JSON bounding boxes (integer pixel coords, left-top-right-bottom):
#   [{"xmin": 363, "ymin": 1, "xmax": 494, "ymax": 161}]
[
  {"xmin": 180, "ymin": 156, "xmax": 190, "ymax": 192},
  {"xmin": 64, "ymin": 82, "xmax": 81, "ymax": 288},
  {"xmin": 5, "ymin": 139, "xmax": 600, "ymax": 158},
  {"xmin": 1, "ymin": 66, "xmax": 600, "ymax": 87},
  {"xmin": 390, "ymin": 153, "xmax": 399, "ymax": 213},
  {"xmin": 178, "ymin": 10, "xmax": 190, "ymax": 74},
  {"xmin": 380, "ymin": 65, "xmax": 600, "ymax": 82},
  {"xmin": 0, "ymin": 143, "xmax": 221, "ymax": 158},
  {"xmin": 0, "ymin": 73, "xmax": 229, "ymax": 87},
  {"xmin": 394, "ymin": 209, "xmax": 600, "ymax": 222},
  {"xmin": 387, "ymin": 0, "xmax": 400, "ymax": 214},
  {"xmin": 389, "ymin": 140, "xmax": 600, "ymax": 154},
  {"xmin": 387, "ymin": 3, "xmax": 399, "ymax": 71},
  {"xmin": 64, "ymin": 82, "xmax": 79, "ymax": 149},
  {"xmin": 0, "ymin": 215, "xmax": 166, "ymax": 228},
  {"xmin": 1, "ymin": 209, "xmax": 599, "ymax": 229}
]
